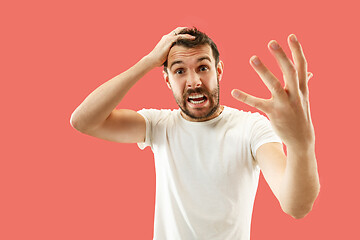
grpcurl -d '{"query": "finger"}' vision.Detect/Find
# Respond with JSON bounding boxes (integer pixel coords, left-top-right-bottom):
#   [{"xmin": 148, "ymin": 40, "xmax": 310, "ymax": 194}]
[
  {"xmin": 287, "ymin": 34, "xmax": 308, "ymax": 93},
  {"xmin": 176, "ymin": 34, "xmax": 196, "ymax": 40},
  {"xmin": 268, "ymin": 40, "xmax": 299, "ymax": 94},
  {"xmin": 302, "ymin": 72, "xmax": 313, "ymax": 98},
  {"xmin": 231, "ymin": 89, "xmax": 269, "ymax": 113},
  {"xmin": 249, "ymin": 56, "xmax": 285, "ymax": 97},
  {"xmin": 168, "ymin": 26, "xmax": 188, "ymax": 36}
]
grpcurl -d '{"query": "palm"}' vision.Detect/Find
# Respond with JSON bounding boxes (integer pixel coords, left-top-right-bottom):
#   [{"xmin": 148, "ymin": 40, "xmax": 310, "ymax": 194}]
[{"xmin": 231, "ymin": 35, "xmax": 315, "ymax": 147}]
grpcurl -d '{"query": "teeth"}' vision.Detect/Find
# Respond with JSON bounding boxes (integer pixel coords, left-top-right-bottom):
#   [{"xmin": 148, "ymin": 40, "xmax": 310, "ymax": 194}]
[
  {"xmin": 188, "ymin": 94, "xmax": 204, "ymax": 99},
  {"xmin": 189, "ymin": 99, "xmax": 205, "ymax": 104}
]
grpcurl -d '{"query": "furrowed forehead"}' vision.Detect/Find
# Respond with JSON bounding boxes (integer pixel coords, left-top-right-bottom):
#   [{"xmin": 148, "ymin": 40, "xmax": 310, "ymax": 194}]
[{"xmin": 167, "ymin": 45, "xmax": 214, "ymax": 69}]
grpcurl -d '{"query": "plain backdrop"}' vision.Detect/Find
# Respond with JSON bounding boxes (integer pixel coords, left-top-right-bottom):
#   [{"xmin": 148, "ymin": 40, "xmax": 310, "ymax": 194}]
[{"xmin": 1, "ymin": 0, "xmax": 359, "ymax": 239}]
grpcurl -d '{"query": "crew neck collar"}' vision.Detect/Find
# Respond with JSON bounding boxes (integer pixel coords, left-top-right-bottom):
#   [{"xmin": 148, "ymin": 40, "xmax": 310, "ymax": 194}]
[{"xmin": 177, "ymin": 106, "xmax": 228, "ymax": 125}]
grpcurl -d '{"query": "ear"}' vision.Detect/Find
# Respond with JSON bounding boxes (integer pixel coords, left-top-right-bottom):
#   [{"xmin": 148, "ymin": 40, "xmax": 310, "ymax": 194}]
[
  {"xmin": 217, "ymin": 60, "xmax": 224, "ymax": 81},
  {"xmin": 163, "ymin": 70, "xmax": 171, "ymax": 89}
]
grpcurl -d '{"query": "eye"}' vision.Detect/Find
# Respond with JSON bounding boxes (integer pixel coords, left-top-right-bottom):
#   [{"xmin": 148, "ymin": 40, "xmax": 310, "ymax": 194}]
[
  {"xmin": 175, "ymin": 68, "xmax": 185, "ymax": 74},
  {"xmin": 199, "ymin": 65, "xmax": 209, "ymax": 72}
]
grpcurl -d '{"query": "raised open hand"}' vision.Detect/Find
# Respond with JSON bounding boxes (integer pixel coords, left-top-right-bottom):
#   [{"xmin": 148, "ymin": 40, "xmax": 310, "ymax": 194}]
[{"xmin": 232, "ymin": 35, "xmax": 315, "ymax": 148}]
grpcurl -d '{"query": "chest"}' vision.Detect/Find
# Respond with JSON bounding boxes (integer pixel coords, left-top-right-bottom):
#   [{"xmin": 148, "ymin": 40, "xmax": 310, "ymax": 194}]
[{"xmin": 155, "ymin": 123, "xmax": 255, "ymax": 183}]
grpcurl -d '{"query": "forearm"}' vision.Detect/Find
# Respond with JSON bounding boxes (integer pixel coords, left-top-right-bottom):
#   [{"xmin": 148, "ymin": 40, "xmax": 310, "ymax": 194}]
[
  {"xmin": 70, "ymin": 55, "xmax": 156, "ymax": 132},
  {"xmin": 279, "ymin": 144, "xmax": 320, "ymax": 219}
]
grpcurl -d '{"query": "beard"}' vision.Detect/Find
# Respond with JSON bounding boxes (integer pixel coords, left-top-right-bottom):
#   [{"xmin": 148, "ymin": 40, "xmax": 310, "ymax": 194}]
[{"xmin": 172, "ymin": 79, "xmax": 220, "ymax": 121}]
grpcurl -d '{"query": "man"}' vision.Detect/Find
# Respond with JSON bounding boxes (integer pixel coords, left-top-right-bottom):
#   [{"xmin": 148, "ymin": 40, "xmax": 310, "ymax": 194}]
[{"xmin": 70, "ymin": 27, "xmax": 320, "ymax": 239}]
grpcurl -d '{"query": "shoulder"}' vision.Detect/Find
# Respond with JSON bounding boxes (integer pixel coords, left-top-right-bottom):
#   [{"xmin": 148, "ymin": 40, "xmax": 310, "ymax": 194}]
[
  {"xmin": 223, "ymin": 106, "xmax": 267, "ymax": 122},
  {"xmin": 137, "ymin": 108, "xmax": 178, "ymax": 124}
]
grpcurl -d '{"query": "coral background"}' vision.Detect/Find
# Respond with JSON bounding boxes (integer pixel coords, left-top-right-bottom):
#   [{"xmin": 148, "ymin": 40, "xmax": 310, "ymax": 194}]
[{"xmin": 1, "ymin": 0, "xmax": 359, "ymax": 239}]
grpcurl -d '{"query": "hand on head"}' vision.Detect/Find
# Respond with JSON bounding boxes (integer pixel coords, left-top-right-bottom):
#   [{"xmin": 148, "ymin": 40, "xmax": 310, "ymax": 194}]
[{"xmin": 146, "ymin": 27, "xmax": 196, "ymax": 68}]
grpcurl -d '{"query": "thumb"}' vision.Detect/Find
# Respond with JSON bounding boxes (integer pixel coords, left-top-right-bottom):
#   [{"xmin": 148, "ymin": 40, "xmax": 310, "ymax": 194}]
[
  {"xmin": 231, "ymin": 89, "xmax": 267, "ymax": 112},
  {"xmin": 231, "ymin": 89, "xmax": 242, "ymax": 100}
]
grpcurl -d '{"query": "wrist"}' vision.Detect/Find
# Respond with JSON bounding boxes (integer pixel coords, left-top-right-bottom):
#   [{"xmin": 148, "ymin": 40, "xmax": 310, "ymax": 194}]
[
  {"xmin": 284, "ymin": 128, "xmax": 315, "ymax": 155},
  {"xmin": 142, "ymin": 53, "xmax": 163, "ymax": 69}
]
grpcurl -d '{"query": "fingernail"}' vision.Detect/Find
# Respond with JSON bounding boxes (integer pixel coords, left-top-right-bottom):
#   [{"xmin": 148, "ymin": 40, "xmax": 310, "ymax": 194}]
[
  {"xmin": 251, "ymin": 56, "xmax": 261, "ymax": 65},
  {"xmin": 232, "ymin": 90, "xmax": 240, "ymax": 98},
  {"xmin": 290, "ymin": 34, "xmax": 297, "ymax": 42},
  {"xmin": 270, "ymin": 41, "xmax": 280, "ymax": 50}
]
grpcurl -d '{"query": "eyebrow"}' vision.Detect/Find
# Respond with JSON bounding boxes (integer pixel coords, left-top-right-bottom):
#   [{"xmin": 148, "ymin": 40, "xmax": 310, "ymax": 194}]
[{"xmin": 169, "ymin": 56, "xmax": 212, "ymax": 70}]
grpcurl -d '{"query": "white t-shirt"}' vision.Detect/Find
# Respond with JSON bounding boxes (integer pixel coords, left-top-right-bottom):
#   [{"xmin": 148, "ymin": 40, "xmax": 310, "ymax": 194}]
[{"xmin": 137, "ymin": 106, "xmax": 282, "ymax": 240}]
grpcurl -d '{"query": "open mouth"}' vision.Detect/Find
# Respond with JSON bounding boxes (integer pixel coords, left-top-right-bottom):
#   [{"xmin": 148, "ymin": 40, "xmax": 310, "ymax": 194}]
[{"xmin": 187, "ymin": 93, "xmax": 208, "ymax": 105}]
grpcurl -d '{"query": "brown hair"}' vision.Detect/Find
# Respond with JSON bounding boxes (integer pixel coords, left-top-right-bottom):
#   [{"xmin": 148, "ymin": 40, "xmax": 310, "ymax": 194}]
[{"xmin": 163, "ymin": 27, "xmax": 220, "ymax": 73}]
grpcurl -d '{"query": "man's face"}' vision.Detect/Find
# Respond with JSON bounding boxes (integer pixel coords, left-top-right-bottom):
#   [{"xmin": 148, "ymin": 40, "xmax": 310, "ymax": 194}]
[{"xmin": 164, "ymin": 44, "xmax": 224, "ymax": 121}]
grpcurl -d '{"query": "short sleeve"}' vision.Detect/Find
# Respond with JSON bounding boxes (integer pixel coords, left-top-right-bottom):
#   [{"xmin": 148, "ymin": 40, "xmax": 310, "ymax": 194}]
[
  {"xmin": 250, "ymin": 113, "xmax": 282, "ymax": 158},
  {"xmin": 136, "ymin": 108, "xmax": 172, "ymax": 150},
  {"xmin": 137, "ymin": 109, "xmax": 153, "ymax": 150}
]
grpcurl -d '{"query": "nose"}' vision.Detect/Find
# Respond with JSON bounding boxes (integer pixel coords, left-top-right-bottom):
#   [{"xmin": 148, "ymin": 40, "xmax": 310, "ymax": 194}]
[{"xmin": 186, "ymin": 71, "xmax": 201, "ymax": 88}]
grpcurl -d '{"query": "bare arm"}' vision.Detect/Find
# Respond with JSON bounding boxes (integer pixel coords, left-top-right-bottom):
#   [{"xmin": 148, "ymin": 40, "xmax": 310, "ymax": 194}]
[
  {"xmin": 70, "ymin": 56, "xmax": 155, "ymax": 143},
  {"xmin": 256, "ymin": 142, "xmax": 319, "ymax": 219},
  {"xmin": 70, "ymin": 27, "xmax": 195, "ymax": 143},
  {"xmin": 232, "ymin": 34, "xmax": 320, "ymax": 219}
]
